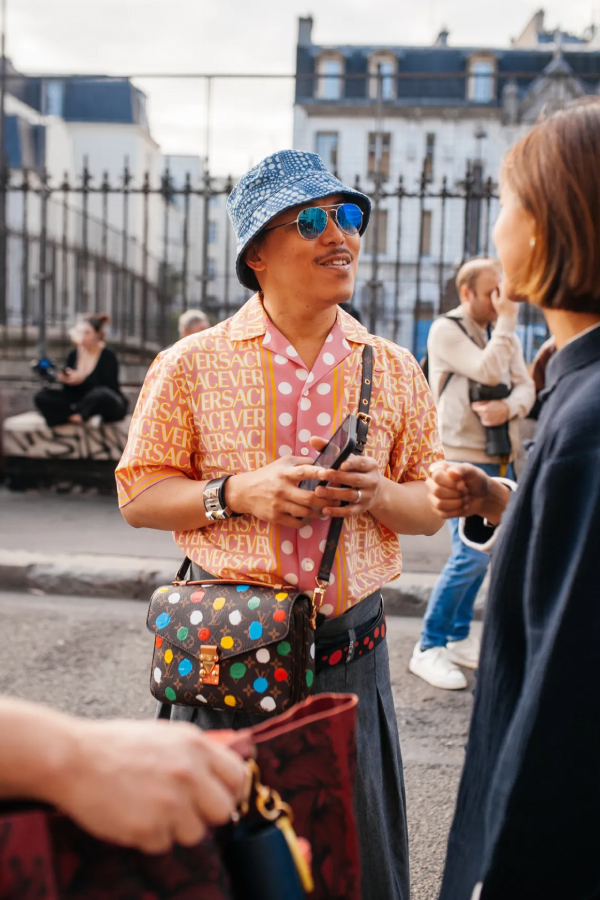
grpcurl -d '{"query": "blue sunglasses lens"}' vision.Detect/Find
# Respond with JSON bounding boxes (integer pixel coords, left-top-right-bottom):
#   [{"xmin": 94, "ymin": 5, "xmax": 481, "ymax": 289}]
[
  {"xmin": 337, "ymin": 203, "xmax": 363, "ymax": 234},
  {"xmin": 297, "ymin": 207, "xmax": 328, "ymax": 239}
]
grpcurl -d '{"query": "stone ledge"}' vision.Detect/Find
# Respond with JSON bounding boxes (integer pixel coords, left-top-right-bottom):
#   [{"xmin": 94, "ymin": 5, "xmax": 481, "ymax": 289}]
[{"xmin": 0, "ymin": 549, "xmax": 487, "ymax": 618}]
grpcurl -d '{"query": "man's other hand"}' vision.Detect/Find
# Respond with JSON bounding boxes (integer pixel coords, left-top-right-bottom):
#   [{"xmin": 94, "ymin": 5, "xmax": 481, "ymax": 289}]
[{"xmin": 471, "ymin": 399, "xmax": 510, "ymax": 427}]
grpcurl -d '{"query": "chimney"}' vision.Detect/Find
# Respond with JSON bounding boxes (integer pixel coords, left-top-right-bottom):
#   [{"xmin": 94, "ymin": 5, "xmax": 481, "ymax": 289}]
[
  {"xmin": 298, "ymin": 16, "xmax": 313, "ymax": 48},
  {"xmin": 435, "ymin": 27, "xmax": 450, "ymax": 47}
]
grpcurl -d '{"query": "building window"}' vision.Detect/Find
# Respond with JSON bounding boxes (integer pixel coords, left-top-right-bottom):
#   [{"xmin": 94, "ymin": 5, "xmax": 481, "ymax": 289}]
[
  {"xmin": 423, "ymin": 133, "xmax": 435, "ymax": 182},
  {"xmin": 44, "ymin": 80, "xmax": 64, "ymax": 117},
  {"xmin": 368, "ymin": 132, "xmax": 391, "ymax": 180},
  {"xmin": 315, "ymin": 132, "xmax": 339, "ymax": 173},
  {"xmin": 468, "ymin": 58, "xmax": 495, "ymax": 103},
  {"xmin": 317, "ymin": 56, "xmax": 344, "ymax": 101},
  {"xmin": 420, "ymin": 210, "xmax": 433, "ymax": 256},
  {"xmin": 364, "ymin": 209, "xmax": 388, "ymax": 255},
  {"xmin": 208, "ymin": 221, "xmax": 218, "ymax": 244},
  {"xmin": 207, "ymin": 258, "xmax": 216, "ymax": 279},
  {"xmin": 369, "ymin": 53, "xmax": 396, "ymax": 100}
]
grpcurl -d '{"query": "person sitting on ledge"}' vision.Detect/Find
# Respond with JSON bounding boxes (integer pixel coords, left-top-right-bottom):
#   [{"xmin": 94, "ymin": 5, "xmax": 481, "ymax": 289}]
[{"xmin": 35, "ymin": 313, "xmax": 128, "ymax": 428}]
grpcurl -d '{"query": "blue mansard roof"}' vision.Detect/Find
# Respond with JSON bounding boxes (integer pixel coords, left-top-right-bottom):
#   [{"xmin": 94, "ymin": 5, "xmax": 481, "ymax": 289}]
[
  {"xmin": 20, "ymin": 76, "xmax": 149, "ymax": 128},
  {"xmin": 295, "ymin": 42, "xmax": 600, "ymax": 107}
]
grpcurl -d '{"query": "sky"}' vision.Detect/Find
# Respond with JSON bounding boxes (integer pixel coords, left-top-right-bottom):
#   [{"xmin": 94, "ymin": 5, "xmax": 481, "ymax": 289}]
[{"xmin": 10, "ymin": 0, "xmax": 599, "ymax": 175}]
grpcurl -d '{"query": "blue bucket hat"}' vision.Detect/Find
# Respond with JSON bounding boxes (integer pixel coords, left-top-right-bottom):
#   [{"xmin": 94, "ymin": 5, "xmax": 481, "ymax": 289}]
[{"xmin": 227, "ymin": 149, "xmax": 372, "ymax": 292}]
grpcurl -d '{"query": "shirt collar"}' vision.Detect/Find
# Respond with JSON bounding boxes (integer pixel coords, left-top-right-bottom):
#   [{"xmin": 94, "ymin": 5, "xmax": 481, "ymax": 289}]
[
  {"xmin": 545, "ymin": 320, "xmax": 600, "ymax": 394},
  {"xmin": 563, "ymin": 320, "xmax": 600, "ymax": 347},
  {"xmin": 228, "ymin": 292, "xmax": 375, "ymax": 346}
]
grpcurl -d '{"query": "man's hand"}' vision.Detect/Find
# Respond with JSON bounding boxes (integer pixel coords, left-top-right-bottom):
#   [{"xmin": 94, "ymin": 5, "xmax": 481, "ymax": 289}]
[
  {"xmin": 491, "ymin": 283, "xmax": 519, "ymax": 319},
  {"xmin": 308, "ymin": 436, "xmax": 382, "ymax": 518},
  {"xmin": 48, "ymin": 718, "xmax": 247, "ymax": 854},
  {"xmin": 225, "ymin": 455, "xmax": 338, "ymax": 528},
  {"xmin": 426, "ymin": 461, "xmax": 510, "ymax": 525},
  {"xmin": 471, "ymin": 399, "xmax": 510, "ymax": 427}
]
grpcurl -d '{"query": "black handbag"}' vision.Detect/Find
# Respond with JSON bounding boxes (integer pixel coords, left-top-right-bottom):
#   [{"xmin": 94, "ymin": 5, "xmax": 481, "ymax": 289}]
[{"xmin": 146, "ymin": 345, "xmax": 373, "ymax": 717}]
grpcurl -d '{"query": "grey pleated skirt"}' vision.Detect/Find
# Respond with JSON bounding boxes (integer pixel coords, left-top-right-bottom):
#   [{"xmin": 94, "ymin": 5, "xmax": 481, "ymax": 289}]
[{"xmin": 170, "ymin": 588, "xmax": 409, "ymax": 900}]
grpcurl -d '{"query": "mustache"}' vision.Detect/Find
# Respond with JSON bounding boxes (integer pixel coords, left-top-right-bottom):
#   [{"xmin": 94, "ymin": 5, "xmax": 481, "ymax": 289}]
[{"xmin": 314, "ymin": 248, "xmax": 354, "ymax": 264}]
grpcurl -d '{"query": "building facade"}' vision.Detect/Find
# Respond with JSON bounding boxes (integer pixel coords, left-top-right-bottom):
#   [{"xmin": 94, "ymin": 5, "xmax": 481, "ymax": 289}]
[{"xmin": 293, "ymin": 11, "xmax": 600, "ymax": 353}]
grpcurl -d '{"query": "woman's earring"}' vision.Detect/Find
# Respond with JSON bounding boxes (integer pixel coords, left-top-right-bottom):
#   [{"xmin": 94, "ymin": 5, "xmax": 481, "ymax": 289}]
[{"xmin": 529, "ymin": 237, "xmax": 536, "ymax": 248}]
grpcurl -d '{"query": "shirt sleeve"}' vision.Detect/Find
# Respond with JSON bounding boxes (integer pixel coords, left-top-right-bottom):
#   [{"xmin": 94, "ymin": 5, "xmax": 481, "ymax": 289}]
[
  {"xmin": 389, "ymin": 351, "xmax": 445, "ymax": 483},
  {"xmin": 115, "ymin": 351, "xmax": 198, "ymax": 507},
  {"xmin": 430, "ymin": 314, "xmax": 518, "ymax": 393},
  {"xmin": 504, "ymin": 346, "xmax": 536, "ymax": 420}
]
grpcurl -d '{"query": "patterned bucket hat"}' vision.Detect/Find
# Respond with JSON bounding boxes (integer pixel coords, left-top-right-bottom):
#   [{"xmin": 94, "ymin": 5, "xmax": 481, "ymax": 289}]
[{"xmin": 227, "ymin": 149, "xmax": 372, "ymax": 291}]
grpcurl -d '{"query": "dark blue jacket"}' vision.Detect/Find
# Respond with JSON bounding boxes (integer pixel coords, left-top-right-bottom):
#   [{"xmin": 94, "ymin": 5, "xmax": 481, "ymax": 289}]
[{"xmin": 440, "ymin": 324, "xmax": 600, "ymax": 900}]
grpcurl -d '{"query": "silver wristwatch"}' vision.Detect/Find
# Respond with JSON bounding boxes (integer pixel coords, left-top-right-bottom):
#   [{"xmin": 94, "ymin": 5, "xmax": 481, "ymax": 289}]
[{"xmin": 203, "ymin": 475, "xmax": 238, "ymax": 521}]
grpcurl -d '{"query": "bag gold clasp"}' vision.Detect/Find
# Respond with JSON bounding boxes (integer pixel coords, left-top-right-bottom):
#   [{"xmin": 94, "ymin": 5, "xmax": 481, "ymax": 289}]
[{"xmin": 199, "ymin": 645, "xmax": 220, "ymax": 685}]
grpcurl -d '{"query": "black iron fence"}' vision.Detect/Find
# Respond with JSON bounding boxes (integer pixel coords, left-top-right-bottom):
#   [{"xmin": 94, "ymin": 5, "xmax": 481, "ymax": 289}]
[{"xmin": 0, "ymin": 160, "xmax": 546, "ymax": 363}]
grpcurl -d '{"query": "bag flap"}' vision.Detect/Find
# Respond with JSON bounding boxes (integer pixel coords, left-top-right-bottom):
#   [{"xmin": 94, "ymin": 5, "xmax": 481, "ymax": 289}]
[{"xmin": 147, "ymin": 581, "xmax": 306, "ymax": 661}]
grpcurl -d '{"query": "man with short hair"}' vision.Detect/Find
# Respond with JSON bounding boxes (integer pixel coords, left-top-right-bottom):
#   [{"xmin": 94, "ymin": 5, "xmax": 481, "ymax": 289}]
[
  {"xmin": 117, "ymin": 150, "xmax": 445, "ymax": 899},
  {"xmin": 178, "ymin": 308, "xmax": 210, "ymax": 339},
  {"xmin": 409, "ymin": 257, "xmax": 535, "ymax": 690}
]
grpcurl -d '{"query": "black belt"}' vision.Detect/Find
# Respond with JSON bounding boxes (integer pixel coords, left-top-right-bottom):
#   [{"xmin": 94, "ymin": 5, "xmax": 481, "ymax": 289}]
[{"xmin": 315, "ymin": 600, "xmax": 386, "ymax": 673}]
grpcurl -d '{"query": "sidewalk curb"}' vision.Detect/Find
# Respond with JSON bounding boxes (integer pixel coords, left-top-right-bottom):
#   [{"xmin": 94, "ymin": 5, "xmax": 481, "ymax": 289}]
[{"xmin": 0, "ymin": 551, "xmax": 486, "ymax": 618}]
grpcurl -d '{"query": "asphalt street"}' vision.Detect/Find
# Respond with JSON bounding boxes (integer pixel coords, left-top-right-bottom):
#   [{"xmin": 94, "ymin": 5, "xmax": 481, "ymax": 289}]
[{"xmin": 0, "ymin": 590, "xmax": 478, "ymax": 900}]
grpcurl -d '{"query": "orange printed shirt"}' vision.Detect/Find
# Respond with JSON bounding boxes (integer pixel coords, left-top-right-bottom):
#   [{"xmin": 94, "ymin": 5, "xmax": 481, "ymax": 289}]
[{"xmin": 116, "ymin": 294, "xmax": 443, "ymax": 617}]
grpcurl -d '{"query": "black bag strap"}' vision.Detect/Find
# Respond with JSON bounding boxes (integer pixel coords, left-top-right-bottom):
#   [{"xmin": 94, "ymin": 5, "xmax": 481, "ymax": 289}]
[
  {"xmin": 317, "ymin": 344, "xmax": 372, "ymax": 586},
  {"xmin": 175, "ymin": 344, "xmax": 374, "ymax": 591}
]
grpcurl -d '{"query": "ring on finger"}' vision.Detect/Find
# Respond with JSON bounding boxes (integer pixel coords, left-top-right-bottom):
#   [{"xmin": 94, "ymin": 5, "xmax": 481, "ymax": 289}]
[{"xmin": 355, "ymin": 489, "xmax": 362, "ymax": 503}]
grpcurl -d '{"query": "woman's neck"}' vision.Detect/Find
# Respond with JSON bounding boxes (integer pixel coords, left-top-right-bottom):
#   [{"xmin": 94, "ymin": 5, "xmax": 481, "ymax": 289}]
[{"xmin": 544, "ymin": 309, "xmax": 600, "ymax": 349}]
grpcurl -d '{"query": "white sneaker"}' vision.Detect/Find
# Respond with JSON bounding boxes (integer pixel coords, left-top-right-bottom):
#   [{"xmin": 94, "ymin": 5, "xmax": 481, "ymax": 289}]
[
  {"xmin": 446, "ymin": 633, "xmax": 481, "ymax": 670},
  {"xmin": 409, "ymin": 643, "xmax": 468, "ymax": 690}
]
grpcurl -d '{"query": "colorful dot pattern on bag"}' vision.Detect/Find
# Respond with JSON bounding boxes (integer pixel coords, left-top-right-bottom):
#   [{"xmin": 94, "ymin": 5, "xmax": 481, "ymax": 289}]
[
  {"xmin": 249, "ymin": 621, "xmax": 263, "ymax": 640},
  {"xmin": 148, "ymin": 581, "xmax": 313, "ymax": 717}
]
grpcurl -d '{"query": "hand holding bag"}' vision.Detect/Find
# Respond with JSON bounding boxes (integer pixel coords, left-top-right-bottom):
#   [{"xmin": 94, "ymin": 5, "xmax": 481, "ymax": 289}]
[{"xmin": 146, "ymin": 346, "xmax": 373, "ymax": 717}]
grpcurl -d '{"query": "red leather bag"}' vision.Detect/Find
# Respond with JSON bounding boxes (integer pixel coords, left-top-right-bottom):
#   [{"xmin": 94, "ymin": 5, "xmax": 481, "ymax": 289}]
[{"xmin": 0, "ymin": 693, "xmax": 360, "ymax": 900}]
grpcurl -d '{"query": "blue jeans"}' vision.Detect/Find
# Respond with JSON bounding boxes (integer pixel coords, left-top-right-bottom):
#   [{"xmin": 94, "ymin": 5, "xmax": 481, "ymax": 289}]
[{"xmin": 420, "ymin": 462, "xmax": 514, "ymax": 650}]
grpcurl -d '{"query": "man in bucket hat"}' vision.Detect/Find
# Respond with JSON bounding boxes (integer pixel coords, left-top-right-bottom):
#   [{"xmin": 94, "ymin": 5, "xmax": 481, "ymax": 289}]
[{"xmin": 117, "ymin": 150, "xmax": 444, "ymax": 898}]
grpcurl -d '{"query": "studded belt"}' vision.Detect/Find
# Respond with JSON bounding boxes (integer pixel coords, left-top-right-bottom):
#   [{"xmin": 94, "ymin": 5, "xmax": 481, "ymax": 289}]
[{"xmin": 315, "ymin": 601, "xmax": 386, "ymax": 673}]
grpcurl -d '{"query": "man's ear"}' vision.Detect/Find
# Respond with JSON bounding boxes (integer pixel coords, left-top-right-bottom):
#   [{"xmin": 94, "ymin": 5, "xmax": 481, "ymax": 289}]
[
  {"xmin": 244, "ymin": 240, "xmax": 267, "ymax": 277},
  {"xmin": 458, "ymin": 284, "xmax": 471, "ymax": 304}
]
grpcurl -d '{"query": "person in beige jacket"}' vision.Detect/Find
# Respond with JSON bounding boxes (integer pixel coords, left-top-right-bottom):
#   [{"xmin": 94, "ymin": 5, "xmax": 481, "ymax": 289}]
[{"xmin": 409, "ymin": 257, "xmax": 535, "ymax": 690}]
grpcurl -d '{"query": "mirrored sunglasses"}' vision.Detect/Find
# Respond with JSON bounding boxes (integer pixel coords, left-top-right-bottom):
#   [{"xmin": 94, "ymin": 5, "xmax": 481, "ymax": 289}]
[{"xmin": 265, "ymin": 203, "xmax": 363, "ymax": 241}]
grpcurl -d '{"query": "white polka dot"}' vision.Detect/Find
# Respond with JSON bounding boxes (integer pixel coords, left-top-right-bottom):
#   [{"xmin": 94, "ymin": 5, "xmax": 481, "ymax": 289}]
[
  {"xmin": 279, "ymin": 444, "xmax": 292, "ymax": 456},
  {"xmin": 256, "ymin": 648, "xmax": 270, "ymax": 663},
  {"xmin": 296, "ymin": 369, "xmax": 308, "ymax": 381},
  {"xmin": 301, "ymin": 558, "xmax": 315, "ymax": 572},
  {"xmin": 284, "ymin": 573, "xmax": 299, "ymax": 585},
  {"xmin": 274, "ymin": 354, "xmax": 287, "ymax": 365},
  {"xmin": 299, "ymin": 525, "xmax": 313, "ymax": 539},
  {"xmin": 307, "ymin": 372, "xmax": 315, "ymax": 383},
  {"xmin": 323, "ymin": 352, "xmax": 335, "ymax": 366},
  {"xmin": 153, "ymin": 667, "xmax": 162, "ymax": 683},
  {"xmin": 286, "ymin": 345, "xmax": 298, "ymax": 357},
  {"xmin": 282, "ymin": 540, "xmax": 294, "ymax": 555},
  {"xmin": 229, "ymin": 610, "xmax": 242, "ymax": 626},
  {"xmin": 320, "ymin": 604, "xmax": 335, "ymax": 617},
  {"xmin": 195, "ymin": 693, "xmax": 208, "ymax": 703},
  {"xmin": 168, "ymin": 592, "xmax": 180, "ymax": 604},
  {"xmin": 317, "ymin": 383, "xmax": 331, "ymax": 395},
  {"xmin": 310, "ymin": 643, "xmax": 316, "ymax": 659},
  {"xmin": 317, "ymin": 412, "xmax": 331, "ymax": 426},
  {"xmin": 326, "ymin": 333, "xmax": 333, "ymax": 343},
  {"xmin": 342, "ymin": 338, "xmax": 351, "ymax": 349},
  {"xmin": 190, "ymin": 610, "xmax": 203, "ymax": 625},
  {"xmin": 278, "ymin": 382, "xmax": 292, "ymax": 395},
  {"xmin": 279, "ymin": 413, "xmax": 293, "ymax": 426},
  {"xmin": 319, "ymin": 539, "xmax": 327, "ymax": 553},
  {"xmin": 298, "ymin": 428, "xmax": 311, "ymax": 442},
  {"xmin": 263, "ymin": 332, "xmax": 272, "ymax": 344},
  {"xmin": 300, "ymin": 397, "xmax": 311, "ymax": 410},
  {"xmin": 260, "ymin": 696, "xmax": 277, "ymax": 712},
  {"xmin": 329, "ymin": 572, "xmax": 335, "ymax": 584},
  {"xmin": 300, "ymin": 447, "xmax": 309, "ymax": 455}
]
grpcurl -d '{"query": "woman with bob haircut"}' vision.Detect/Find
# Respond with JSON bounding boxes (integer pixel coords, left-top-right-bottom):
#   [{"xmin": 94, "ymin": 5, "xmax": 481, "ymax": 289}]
[{"xmin": 427, "ymin": 97, "xmax": 600, "ymax": 900}]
